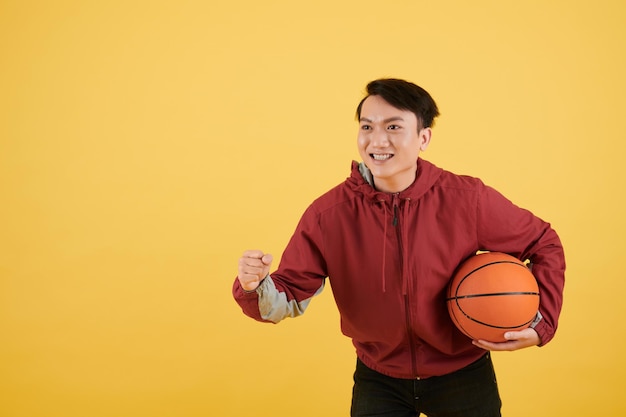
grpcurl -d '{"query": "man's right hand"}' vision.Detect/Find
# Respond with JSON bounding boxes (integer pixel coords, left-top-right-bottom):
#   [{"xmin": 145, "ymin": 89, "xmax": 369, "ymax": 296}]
[{"xmin": 237, "ymin": 250, "xmax": 273, "ymax": 292}]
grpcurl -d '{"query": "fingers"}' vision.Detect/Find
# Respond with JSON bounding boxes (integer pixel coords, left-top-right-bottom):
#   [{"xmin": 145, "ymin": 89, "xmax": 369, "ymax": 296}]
[
  {"xmin": 472, "ymin": 339, "xmax": 518, "ymax": 351},
  {"xmin": 472, "ymin": 328, "xmax": 540, "ymax": 351},
  {"xmin": 241, "ymin": 249, "xmax": 265, "ymax": 260},
  {"xmin": 238, "ymin": 250, "xmax": 273, "ymax": 292},
  {"xmin": 261, "ymin": 253, "xmax": 273, "ymax": 266}
]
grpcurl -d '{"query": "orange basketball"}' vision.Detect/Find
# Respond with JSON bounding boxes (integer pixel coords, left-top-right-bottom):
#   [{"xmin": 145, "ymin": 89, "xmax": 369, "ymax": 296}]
[{"xmin": 446, "ymin": 252, "xmax": 540, "ymax": 342}]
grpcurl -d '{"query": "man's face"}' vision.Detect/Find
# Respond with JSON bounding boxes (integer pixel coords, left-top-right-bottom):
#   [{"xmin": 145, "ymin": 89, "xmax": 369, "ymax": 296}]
[{"xmin": 357, "ymin": 95, "xmax": 431, "ymax": 193}]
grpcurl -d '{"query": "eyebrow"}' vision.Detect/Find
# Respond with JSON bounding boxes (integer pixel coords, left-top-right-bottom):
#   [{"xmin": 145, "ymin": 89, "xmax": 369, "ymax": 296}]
[{"xmin": 359, "ymin": 117, "xmax": 405, "ymax": 123}]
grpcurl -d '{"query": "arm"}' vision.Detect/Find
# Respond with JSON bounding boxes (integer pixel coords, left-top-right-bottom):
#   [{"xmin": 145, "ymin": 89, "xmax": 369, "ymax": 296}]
[
  {"xmin": 232, "ymin": 206, "xmax": 328, "ymax": 323},
  {"xmin": 475, "ymin": 183, "xmax": 566, "ymax": 349}
]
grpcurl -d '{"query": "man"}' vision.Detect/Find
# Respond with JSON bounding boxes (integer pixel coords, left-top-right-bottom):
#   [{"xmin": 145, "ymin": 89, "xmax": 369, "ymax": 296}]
[{"xmin": 233, "ymin": 78, "xmax": 565, "ymax": 416}]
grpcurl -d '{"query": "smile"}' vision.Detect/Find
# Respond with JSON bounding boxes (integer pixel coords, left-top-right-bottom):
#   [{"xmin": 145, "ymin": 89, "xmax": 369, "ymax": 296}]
[{"xmin": 371, "ymin": 154, "xmax": 393, "ymax": 161}]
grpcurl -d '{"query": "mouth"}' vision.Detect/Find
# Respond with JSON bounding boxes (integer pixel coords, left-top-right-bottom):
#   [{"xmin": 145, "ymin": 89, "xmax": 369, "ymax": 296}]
[{"xmin": 371, "ymin": 153, "xmax": 393, "ymax": 161}]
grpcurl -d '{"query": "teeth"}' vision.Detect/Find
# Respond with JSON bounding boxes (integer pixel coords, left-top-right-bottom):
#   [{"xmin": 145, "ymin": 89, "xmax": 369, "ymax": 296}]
[{"xmin": 372, "ymin": 154, "xmax": 392, "ymax": 161}]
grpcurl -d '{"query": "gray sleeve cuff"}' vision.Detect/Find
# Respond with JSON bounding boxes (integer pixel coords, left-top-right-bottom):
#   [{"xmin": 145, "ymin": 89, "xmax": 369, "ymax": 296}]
[{"xmin": 529, "ymin": 311, "xmax": 543, "ymax": 329}]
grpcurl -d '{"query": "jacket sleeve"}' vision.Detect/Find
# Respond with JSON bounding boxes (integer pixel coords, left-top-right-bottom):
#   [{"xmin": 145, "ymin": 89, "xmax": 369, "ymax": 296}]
[
  {"xmin": 232, "ymin": 204, "xmax": 328, "ymax": 323},
  {"xmin": 476, "ymin": 182, "xmax": 566, "ymax": 346}
]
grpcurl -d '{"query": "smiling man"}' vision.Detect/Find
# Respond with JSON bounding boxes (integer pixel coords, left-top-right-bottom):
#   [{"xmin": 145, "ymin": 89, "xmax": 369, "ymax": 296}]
[
  {"xmin": 357, "ymin": 94, "xmax": 432, "ymax": 193},
  {"xmin": 233, "ymin": 79, "xmax": 566, "ymax": 417}
]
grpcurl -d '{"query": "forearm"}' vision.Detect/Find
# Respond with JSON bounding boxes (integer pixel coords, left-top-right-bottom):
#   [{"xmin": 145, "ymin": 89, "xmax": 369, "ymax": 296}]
[{"xmin": 232, "ymin": 274, "xmax": 325, "ymax": 323}]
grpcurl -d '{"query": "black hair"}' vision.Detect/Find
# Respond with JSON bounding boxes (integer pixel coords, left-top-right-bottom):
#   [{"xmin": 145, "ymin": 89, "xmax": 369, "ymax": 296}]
[{"xmin": 356, "ymin": 78, "xmax": 440, "ymax": 128}]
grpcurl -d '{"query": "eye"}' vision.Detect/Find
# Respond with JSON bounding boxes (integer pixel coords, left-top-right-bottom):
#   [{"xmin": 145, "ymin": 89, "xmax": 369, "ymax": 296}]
[
  {"xmin": 360, "ymin": 124, "xmax": 372, "ymax": 131},
  {"xmin": 387, "ymin": 124, "xmax": 402, "ymax": 130}
]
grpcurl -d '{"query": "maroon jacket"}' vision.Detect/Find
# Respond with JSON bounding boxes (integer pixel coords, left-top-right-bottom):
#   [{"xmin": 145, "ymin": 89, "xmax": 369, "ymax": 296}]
[{"xmin": 233, "ymin": 158, "xmax": 565, "ymax": 379}]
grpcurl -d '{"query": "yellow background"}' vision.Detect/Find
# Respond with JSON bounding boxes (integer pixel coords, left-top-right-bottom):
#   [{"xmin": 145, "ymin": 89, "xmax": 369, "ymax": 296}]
[{"xmin": 1, "ymin": 1, "xmax": 624, "ymax": 416}]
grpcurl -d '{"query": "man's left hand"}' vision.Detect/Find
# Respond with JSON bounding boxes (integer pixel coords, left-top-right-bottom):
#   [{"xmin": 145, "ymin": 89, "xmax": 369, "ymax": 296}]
[{"xmin": 472, "ymin": 328, "xmax": 540, "ymax": 351}]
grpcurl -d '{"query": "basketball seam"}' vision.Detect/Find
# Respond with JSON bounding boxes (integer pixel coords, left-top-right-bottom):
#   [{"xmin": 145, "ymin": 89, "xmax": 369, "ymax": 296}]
[
  {"xmin": 446, "ymin": 292, "xmax": 539, "ymax": 301},
  {"xmin": 450, "ymin": 308, "xmax": 536, "ymax": 330}
]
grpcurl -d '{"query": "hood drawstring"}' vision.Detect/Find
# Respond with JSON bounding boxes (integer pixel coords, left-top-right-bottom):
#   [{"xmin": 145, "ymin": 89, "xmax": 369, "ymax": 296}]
[
  {"xmin": 400, "ymin": 199, "xmax": 411, "ymax": 295},
  {"xmin": 380, "ymin": 198, "xmax": 388, "ymax": 293}
]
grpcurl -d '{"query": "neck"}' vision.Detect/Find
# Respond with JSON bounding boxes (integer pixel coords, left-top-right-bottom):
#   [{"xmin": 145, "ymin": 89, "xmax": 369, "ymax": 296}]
[{"xmin": 373, "ymin": 170, "xmax": 417, "ymax": 193}]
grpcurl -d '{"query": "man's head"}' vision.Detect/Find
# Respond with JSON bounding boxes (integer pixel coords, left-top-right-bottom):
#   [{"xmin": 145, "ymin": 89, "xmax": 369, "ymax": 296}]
[
  {"xmin": 356, "ymin": 78, "xmax": 439, "ymax": 130},
  {"xmin": 356, "ymin": 79, "xmax": 439, "ymax": 193}
]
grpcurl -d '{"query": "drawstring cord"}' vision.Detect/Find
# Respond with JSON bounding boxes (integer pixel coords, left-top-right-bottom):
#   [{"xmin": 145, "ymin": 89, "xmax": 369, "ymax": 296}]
[
  {"xmin": 401, "ymin": 199, "xmax": 411, "ymax": 295},
  {"xmin": 380, "ymin": 199, "xmax": 388, "ymax": 293}
]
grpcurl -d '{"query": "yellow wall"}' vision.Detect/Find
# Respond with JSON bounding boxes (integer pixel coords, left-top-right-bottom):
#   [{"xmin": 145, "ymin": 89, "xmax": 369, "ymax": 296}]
[{"xmin": 1, "ymin": 1, "xmax": 624, "ymax": 416}]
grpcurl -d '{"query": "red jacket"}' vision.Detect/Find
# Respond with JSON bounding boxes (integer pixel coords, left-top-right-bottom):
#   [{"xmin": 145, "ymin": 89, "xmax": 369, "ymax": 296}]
[{"xmin": 233, "ymin": 158, "xmax": 565, "ymax": 379}]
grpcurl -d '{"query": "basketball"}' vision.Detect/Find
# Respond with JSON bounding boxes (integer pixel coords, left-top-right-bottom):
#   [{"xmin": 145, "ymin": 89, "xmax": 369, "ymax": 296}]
[{"xmin": 446, "ymin": 252, "xmax": 540, "ymax": 342}]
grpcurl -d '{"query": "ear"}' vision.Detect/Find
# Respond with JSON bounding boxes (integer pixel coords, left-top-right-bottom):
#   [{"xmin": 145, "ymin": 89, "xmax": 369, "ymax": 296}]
[{"xmin": 418, "ymin": 127, "xmax": 432, "ymax": 151}]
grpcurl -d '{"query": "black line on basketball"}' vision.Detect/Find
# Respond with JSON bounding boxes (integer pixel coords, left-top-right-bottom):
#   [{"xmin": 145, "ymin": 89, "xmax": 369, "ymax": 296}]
[
  {"xmin": 455, "ymin": 310, "xmax": 535, "ymax": 330},
  {"xmin": 452, "ymin": 260, "xmax": 531, "ymax": 300},
  {"xmin": 446, "ymin": 291, "xmax": 539, "ymax": 301},
  {"xmin": 447, "ymin": 294, "xmax": 538, "ymax": 330}
]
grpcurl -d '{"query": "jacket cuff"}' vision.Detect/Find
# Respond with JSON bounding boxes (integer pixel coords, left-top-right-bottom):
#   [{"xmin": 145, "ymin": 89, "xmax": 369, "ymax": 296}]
[
  {"xmin": 234, "ymin": 277, "xmax": 269, "ymax": 297},
  {"xmin": 531, "ymin": 314, "xmax": 554, "ymax": 346},
  {"xmin": 233, "ymin": 279, "xmax": 258, "ymax": 298}
]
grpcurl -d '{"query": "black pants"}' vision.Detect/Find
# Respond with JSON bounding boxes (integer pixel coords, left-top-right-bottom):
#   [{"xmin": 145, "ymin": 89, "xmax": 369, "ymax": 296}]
[{"xmin": 351, "ymin": 353, "xmax": 502, "ymax": 417}]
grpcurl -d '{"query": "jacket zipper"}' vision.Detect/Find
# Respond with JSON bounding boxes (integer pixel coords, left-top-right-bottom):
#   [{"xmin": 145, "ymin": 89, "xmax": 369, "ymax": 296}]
[{"xmin": 393, "ymin": 194, "xmax": 419, "ymax": 379}]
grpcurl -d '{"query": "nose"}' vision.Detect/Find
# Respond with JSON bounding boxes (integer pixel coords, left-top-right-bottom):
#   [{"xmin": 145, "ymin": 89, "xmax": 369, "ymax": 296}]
[{"xmin": 371, "ymin": 128, "xmax": 390, "ymax": 148}]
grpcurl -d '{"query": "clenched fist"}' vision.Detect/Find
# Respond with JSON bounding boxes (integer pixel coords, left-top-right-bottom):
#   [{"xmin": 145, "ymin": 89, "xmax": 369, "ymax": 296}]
[{"xmin": 237, "ymin": 250, "xmax": 273, "ymax": 292}]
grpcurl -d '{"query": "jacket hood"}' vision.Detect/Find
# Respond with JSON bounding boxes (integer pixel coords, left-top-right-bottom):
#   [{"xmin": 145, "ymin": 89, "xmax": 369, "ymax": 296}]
[{"xmin": 346, "ymin": 158, "xmax": 443, "ymax": 201}]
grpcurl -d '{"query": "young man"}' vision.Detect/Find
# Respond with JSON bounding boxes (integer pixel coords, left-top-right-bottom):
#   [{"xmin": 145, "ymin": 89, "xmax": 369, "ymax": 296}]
[{"xmin": 233, "ymin": 79, "xmax": 565, "ymax": 417}]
